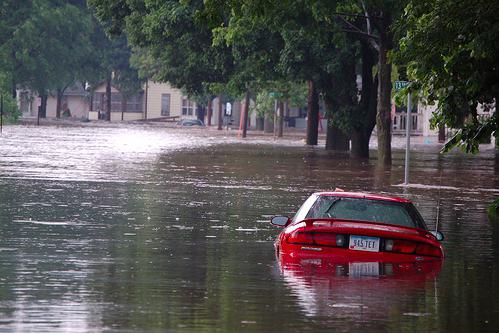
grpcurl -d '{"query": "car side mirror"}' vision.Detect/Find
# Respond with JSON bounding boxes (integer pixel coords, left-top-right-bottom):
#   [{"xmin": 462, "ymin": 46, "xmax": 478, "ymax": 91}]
[
  {"xmin": 431, "ymin": 231, "xmax": 444, "ymax": 241},
  {"xmin": 271, "ymin": 216, "xmax": 290, "ymax": 227}
]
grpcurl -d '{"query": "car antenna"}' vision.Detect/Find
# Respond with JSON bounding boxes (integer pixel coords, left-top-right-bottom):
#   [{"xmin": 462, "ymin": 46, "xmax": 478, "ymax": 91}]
[{"xmin": 435, "ymin": 169, "xmax": 443, "ymax": 233}]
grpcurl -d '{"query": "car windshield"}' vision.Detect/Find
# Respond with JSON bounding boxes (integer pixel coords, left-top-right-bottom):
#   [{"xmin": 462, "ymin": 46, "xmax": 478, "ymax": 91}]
[{"xmin": 304, "ymin": 196, "xmax": 427, "ymax": 229}]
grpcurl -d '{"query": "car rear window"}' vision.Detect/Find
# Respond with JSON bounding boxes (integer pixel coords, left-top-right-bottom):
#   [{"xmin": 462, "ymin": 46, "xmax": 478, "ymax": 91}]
[{"xmin": 305, "ymin": 196, "xmax": 426, "ymax": 229}]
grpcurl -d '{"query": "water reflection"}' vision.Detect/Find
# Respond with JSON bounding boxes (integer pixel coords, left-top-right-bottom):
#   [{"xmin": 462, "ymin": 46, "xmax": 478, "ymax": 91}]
[{"xmin": 278, "ymin": 253, "xmax": 442, "ymax": 319}]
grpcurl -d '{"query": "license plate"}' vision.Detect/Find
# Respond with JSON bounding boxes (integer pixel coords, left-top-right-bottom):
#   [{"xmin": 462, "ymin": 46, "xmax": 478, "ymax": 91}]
[
  {"xmin": 349, "ymin": 262, "xmax": 380, "ymax": 277},
  {"xmin": 349, "ymin": 235, "xmax": 380, "ymax": 252}
]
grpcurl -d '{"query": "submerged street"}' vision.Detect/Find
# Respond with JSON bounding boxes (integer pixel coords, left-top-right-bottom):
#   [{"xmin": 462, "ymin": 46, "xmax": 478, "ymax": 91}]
[{"xmin": 0, "ymin": 124, "xmax": 498, "ymax": 332}]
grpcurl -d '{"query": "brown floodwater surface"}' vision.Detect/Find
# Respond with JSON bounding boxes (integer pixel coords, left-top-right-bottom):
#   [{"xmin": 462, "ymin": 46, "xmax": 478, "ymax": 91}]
[{"xmin": 0, "ymin": 124, "xmax": 498, "ymax": 331}]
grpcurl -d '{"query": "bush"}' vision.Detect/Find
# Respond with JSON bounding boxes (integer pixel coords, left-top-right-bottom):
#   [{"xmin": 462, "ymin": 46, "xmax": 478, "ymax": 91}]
[{"xmin": 0, "ymin": 93, "xmax": 21, "ymax": 123}]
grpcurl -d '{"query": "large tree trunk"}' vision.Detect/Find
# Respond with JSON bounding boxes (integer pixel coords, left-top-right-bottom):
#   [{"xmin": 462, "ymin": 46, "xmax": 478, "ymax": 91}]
[
  {"xmin": 438, "ymin": 126, "xmax": 446, "ymax": 143},
  {"xmin": 351, "ymin": 130, "xmax": 370, "ymax": 158},
  {"xmin": 89, "ymin": 90, "xmax": 94, "ymax": 114},
  {"xmin": 144, "ymin": 80, "xmax": 148, "ymax": 120},
  {"xmin": 39, "ymin": 93, "xmax": 47, "ymax": 118},
  {"xmin": 375, "ymin": 14, "xmax": 393, "ymax": 167},
  {"xmin": 351, "ymin": 41, "xmax": 378, "ymax": 159},
  {"xmin": 207, "ymin": 99, "xmax": 212, "ymax": 126},
  {"xmin": 217, "ymin": 95, "xmax": 223, "ymax": 130},
  {"xmin": 325, "ymin": 119, "xmax": 349, "ymax": 150},
  {"xmin": 121, "ymin": 95, "xmax": 127, "ymax": 121},
  {"xmin": 264, "ymin": 111, "xmax": 274, "ymax": 133},
  {"xmin": 242, "ymin": 90, "xmax": 250, "ymax": 138},
  {"xmin": 106, "ymin": 73, "xmax": 112, "ymax": 121},
  {"xmin": 196, "ymin": 105, "xmax": 205, "ymax": 121},
  {"xmin": 306, "ymin": 80, "xmax": 319, "ymax": 145},
  {"xmin": 11, "ymin": 78, "xmax": 16, "ymax": 99},
  {"xmin": 495, "ymin": 95, "xmax": 499, "ymax": 147},
  {"xmin": 277, "ymin": 100, "xmax": 284, "ymax": 138},
  {"xmin": 256, "ymin": 116, "xmax": 264, "ymax": 130},
  {"xmin": 56, "ymin": 88, "xmax": 63, "ymax": 118}
]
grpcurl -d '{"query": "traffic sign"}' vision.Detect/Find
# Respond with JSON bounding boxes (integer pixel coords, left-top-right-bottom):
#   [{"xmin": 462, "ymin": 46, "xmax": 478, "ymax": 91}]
[
  {"xmin": 269, "ymin": 92, "xmax": 283, "ymax": 98},
  {"xmin": 395, "ymin": 81, "xmax": 410, "ymax": 91}
]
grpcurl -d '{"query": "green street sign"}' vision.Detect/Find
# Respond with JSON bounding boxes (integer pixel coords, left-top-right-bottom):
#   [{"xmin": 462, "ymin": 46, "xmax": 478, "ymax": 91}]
[
  {"xmin": 395, "ymin": 81, "xmax": 410, "ymax": 91},
  {"xmin": 269, "ymin": 92, "xmax": 283, "ymax": 98}
]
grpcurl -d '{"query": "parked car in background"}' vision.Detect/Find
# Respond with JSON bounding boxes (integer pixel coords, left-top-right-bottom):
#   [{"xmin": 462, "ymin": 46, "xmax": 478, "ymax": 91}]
[{"xmin": 176, "ymin": 119, "xmax": 205, "ymax": 127}]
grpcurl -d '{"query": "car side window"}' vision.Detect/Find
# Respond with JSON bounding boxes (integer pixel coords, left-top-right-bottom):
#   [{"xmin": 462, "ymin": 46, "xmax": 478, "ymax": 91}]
[
  {"xmin": 293, "ymin": 194, "xmax": 319, "ymax": 222},
  {"xmin": 305, "ymin": 196, "xmax": 338, "ymax": 219}
]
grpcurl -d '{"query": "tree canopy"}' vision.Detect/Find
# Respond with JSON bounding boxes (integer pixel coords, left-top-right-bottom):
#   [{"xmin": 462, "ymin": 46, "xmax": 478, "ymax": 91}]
[
  {"xmin": 398, "ymin": 0, "xmax": 499, "ymax": 152},
  {"xmin": 0, "ymin": 1, "xmax": 94, "ymax": 96}
]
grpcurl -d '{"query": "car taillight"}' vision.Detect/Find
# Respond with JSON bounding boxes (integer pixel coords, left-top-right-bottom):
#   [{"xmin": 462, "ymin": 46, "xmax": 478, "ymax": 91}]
[
  {"xmin": 287, "ymin": 232, "xmax": 344, "ymax": 247},
  {"xmin": 287, "ymin": 232, "xmax": 314, "ymax": 244},
  {"xmin": 415, "ymin": 243, "xmax": 442, "ymax": 257},
  {"xmin": 384, "ymin": 239, "xmax": 417, "ymax": 253},
  {"xmin": 385, "ymin": 239, "xmax": 442, "ymax": 257},
  {"xmin": 314, "ymin": 233, "xmax": 337, "ymax": 246}
]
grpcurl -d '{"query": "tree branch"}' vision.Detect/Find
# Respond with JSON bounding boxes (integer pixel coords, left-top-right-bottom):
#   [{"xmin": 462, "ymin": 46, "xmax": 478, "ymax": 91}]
[
  {"xmin": 336, "ymin": 15, "xmax": 380, "ymax": 50},
  {"xmin": 360, "ymin": 0, "xmax": 372, "ymax": 35},
  {"xmin": 343, "ymin": 29, "xmax": 379, "ymax": 41},
  {"xmin": 334, "ymin": 12, "xmax": 382, "ymax": 20}
]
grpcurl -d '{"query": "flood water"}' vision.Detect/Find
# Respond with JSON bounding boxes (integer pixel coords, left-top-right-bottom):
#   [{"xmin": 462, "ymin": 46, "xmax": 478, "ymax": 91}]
[{"xmin": 0, "ymin": 124, "xmax": 498, "ymax": 332}]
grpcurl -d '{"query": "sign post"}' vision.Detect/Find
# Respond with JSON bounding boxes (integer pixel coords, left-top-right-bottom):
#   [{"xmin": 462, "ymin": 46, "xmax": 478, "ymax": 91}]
[{"xmin": 395, "ymin": 81, "xmax": 411, "ymax": 185}]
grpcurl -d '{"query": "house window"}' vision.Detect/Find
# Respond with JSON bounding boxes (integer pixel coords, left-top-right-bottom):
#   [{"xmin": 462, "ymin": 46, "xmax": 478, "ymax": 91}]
[
  {"xmin": 400, "ymin": 114, "xmax": 407, "ymax": 130},
  {"xmin": 92, "ymin": 92, "xmax": 143, "ymax": 113},
  {"xmin": 161, "ymin": 94, "xmax": 171, "ymax": 116},
  {"xmin": 412, "ymin": 114, "xmax": 418, "ymax": 130},
  {"xmin": 182, "ymin": 97, "xmax": 194, "ymax": 116},
  {"xmin": 126, "ymin": 93, "xmax": 143, "ymax": 113},
  {"xmin": 110, "ymin": 92, "xmax": 122, "ymax": 112}
]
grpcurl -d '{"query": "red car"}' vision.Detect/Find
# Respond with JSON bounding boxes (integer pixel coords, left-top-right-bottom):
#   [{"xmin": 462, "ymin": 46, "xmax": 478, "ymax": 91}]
[{"xmin": 271, "ymin": 191, "xmax": 444, "ymax": 262}]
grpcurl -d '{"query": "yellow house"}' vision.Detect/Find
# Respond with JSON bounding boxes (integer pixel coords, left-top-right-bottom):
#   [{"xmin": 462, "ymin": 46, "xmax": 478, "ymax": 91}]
[{"xmin": 88, "ymin": 80, "xmax": 199, "ymax": 121}]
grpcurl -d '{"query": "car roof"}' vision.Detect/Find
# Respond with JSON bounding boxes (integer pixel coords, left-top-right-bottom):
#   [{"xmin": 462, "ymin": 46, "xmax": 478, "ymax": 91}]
[{"xmin": 313, "ymin": 191, "xmax": 411, "ymax": 203}]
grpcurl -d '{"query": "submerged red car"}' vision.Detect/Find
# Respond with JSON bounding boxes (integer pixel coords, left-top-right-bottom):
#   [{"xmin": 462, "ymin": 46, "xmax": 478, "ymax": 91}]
[{"xmin": 271, "ymin": 191, "xmax": 444, "ymax": 262}]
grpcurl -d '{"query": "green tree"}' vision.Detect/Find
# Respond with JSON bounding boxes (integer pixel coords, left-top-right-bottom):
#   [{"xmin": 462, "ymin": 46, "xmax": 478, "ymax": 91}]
[
  {"xmin": 398, "ymin": 0, "xmax": 499, "ymax": 153},
  {"xmin": 108, "ymin": 35, "xmax": 144, "ymax": 121},
  {"xmin": 0, "ymin": 0, "xmax": 33, "ymax": 98},
  {"xmin": 211, "ymin": 0, "xmax": 380, "ymax": 156},
  {"xmin": 207, "ymin": 0, "xmax": 353, "ymax": 147},
  {"xmin": 329, "ymin": 0, "xmax": 407, "ymax": 164},
  {"xmin": 89, "ymin": 0, "xmax": 236, "ymax": 126},
  {"xmin": 0, "ymin": 76, "xmax": 20, "ymax": 122},
  {"xmin": 0, "ymin": 0, "xmax": 95, "ymax": 118}
]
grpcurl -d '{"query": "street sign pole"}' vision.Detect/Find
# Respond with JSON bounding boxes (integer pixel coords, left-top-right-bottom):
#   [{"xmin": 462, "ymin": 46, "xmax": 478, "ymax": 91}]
[
  {"xmin": 404, "ymin": 92, "xmax": 411, "ymax": 185},
  {"xmin": 395, "ymin": 81, "xmax": 411, "ymax": 186}
]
